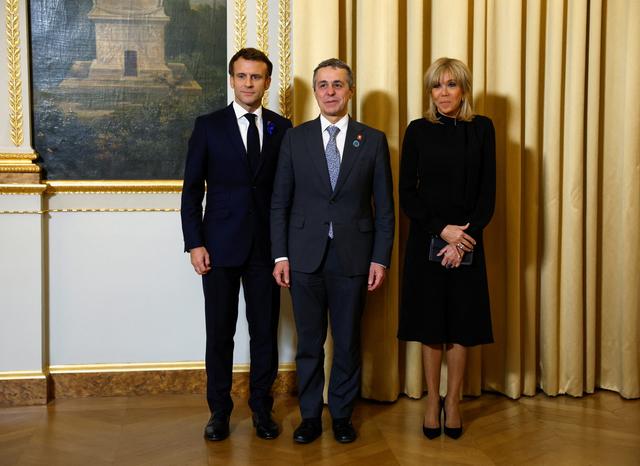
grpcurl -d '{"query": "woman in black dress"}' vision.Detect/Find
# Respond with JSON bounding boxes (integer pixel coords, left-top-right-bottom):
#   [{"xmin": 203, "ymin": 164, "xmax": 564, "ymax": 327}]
[{"xmin": 398, "ymin": 57, "xmax": 495, "ymax": 439}]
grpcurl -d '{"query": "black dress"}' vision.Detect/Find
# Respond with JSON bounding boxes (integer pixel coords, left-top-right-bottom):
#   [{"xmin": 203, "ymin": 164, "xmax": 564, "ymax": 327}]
[{"xmin": 397, "ymin": 113, "xmax": 496, "ymax": 347}]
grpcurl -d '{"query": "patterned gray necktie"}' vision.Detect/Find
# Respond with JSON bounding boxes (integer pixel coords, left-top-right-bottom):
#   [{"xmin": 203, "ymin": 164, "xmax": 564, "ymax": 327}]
[{"xmin": 325, "ymin": 125, "xmax": 340, "ymax": 238}]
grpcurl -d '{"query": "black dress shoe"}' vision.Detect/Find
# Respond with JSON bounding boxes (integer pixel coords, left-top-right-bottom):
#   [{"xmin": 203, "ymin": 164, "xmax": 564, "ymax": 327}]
[
  {"xmin": 423, "ymin": 397, "xmax": 443, "ymax": 439},
  {"xmin": 204, "ymin": 413, "xmax": 230, "ymax": 441},
  {"xmin": 252, "ymin": 411, "xmax": 279, "ymax": 439},
  {"xmin": 293, "ymin": 418, "xmax": 322, "ymax": 444},
  {"xmin": 443, "ymin": 398, "xmax": 463, "ymax": 439},
  {"xmin": 332, "ymin": 418, "xmax": 356, "ymax": 443}
]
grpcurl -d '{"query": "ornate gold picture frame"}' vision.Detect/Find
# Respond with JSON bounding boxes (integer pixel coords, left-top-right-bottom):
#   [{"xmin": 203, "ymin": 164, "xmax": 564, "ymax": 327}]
[{"xmin": 29, "ymin": 0, "xmax": 227, "ymax": 191}]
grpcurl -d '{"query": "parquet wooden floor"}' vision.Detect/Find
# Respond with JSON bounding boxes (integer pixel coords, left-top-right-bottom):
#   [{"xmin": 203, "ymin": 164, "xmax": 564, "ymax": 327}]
[{"xmin": 1, "ymin": 391, "xmax": 639, "ymax": 465}]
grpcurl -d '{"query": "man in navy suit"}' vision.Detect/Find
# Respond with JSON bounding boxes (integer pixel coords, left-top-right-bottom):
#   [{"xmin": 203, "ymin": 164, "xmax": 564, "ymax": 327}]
[
  {"xmin": 181, "ymin": 48, "xmax": 292, "ymax": 441},
  {"xmin": 271, "ymin": 59, "xmax": 394, "ymax": 444}
]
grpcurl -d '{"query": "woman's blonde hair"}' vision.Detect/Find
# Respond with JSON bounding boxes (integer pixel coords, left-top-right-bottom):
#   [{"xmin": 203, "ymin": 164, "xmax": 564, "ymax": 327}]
[{"xmin": 424, "ymin": 57, "xmax": 474, "ymax": 123}]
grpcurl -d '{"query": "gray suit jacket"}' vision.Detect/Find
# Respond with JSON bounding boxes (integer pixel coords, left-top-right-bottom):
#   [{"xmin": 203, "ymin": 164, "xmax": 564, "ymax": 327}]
[{"xmin": 270, "ymin": 117, "xmax": 395, "ymax": 275}]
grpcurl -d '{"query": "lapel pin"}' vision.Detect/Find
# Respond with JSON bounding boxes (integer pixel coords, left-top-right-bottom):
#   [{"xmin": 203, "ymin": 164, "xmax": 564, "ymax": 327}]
[
  {"xmin": 266, "ymin": 121, "xmax": 275, "ymax": 136},
  {"xmin": 353, "ymin": 133, "xmax": 363, "ymax": 147},
  {"xmin": 353, "ymin": 140, "xmax": 360, "ymax": 147}
]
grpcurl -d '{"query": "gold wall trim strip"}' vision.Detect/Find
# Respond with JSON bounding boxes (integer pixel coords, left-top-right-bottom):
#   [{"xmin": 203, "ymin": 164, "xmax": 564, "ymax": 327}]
[
  {"xmin": 45, "ymin": 180, "xmax": 183, "ymax": 194},
  {"xmin": 0, "ymin": 152, "xmax": 36, "ymax": 160},
  {"xmin": 0, "ymin": 208, "xmax": 179, "ymax": 215},
  {"xmin": 256, "ymin": 0, "xmax": 269, "ymax": 105},
  {"xmin": 50, "ymin": 362, "xmax": 205, "ymax": 373},
  {"xmin": 0, "ymin": 370, "xmax": 47, "ymax": 380},
  {"xmin": 256, "ymin": 0, "xmax": 269, "ymax": 54},
  {"xmin": 0, "ymin": 164, "xmax": 40, "ymax": 173},
  {"xmin": 234, "ymin": 0, "xmax": 247, "ymax": 51},
  {"xmin": 0, "ymin": 183, "xmax": 46, "ymax": 194},
  {"xmin": 46, "ymin": 208, "xmax": 180, "ymax": 213},
  {"xmin": 49, "ymin": 361, "xmax": 296, "ymax": 374},
  {"xmin": 5, "ymin": 0, "xmax": 24, "ymax": 146},
  {"xmin": 1, "ymin": 180, "xmax": 183, "ymax": 194},
  {"xmin": 0, "ymin": 209, "xmax": 44, "ymax": 214},
  {"xmin": 278, "ymin": 0, "xmax": 292, "ymax": 119}
]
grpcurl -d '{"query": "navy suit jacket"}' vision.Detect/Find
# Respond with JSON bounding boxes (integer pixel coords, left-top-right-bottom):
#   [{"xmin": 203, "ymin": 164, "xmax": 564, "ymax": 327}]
[
  {"xmin": 270, "ymin": 117, "xmax": 395, "ymax": 275},
  {"xmin": 181, "ymin": 104, "xmax": 292, "ymax": 267}
]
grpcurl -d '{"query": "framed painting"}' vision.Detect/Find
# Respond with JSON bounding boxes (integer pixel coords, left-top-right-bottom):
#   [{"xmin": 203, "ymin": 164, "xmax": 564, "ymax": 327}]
[{"xmin": 29, "ymin": 0, "xmax": 227, "ymax": 183}]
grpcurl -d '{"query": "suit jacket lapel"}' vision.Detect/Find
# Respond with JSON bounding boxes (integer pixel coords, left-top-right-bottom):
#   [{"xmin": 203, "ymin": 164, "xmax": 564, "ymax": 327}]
[
  {"xmin": 223, "ymin": 104, "xmax": 251, "ymax": 173},
  {"xmin": 333, "ymin": 119, "xmax": 363, "ymax": 195},
  {"xmin": 306, "ymin": 117, "xmax": 333, "ymax": 195}
]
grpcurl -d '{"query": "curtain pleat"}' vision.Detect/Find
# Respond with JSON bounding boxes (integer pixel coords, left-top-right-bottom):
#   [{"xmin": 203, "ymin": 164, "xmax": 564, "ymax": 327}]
[{"xmin": 291, "ymin": 0, "xmax": 640, "ymax": 400}]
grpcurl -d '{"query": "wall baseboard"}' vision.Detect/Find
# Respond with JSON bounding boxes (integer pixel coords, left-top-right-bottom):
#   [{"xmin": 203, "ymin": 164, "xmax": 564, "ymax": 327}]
[
  {"xmin": 0, "ymin": 372, "xmax": 48, "ymax": 407},
  {"xmin": 0, "ymin": 363, "xmax": 297, "ymax": 406}
]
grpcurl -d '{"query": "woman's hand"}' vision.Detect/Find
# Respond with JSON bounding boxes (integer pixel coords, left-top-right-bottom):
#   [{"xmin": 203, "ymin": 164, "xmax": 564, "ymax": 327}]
[
  {"xmin": 437, "ymin": 243, "xmax": 463, "ymax": 268},
  {"xmin": 440, "ymin": 223, "xmax": 476, "ymax": 253}
]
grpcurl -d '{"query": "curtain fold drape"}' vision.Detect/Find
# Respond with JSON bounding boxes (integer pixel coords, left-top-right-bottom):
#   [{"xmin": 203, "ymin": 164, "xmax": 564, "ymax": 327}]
[{"xmin": 291, "ymin": 0, "xmax": 640, "ymax": 400}]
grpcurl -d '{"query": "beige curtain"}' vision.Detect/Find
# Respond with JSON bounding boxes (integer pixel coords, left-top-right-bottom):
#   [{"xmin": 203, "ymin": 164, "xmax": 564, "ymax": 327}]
[{"xmin": 291, "ymin": 0, "xmax": 640, "ymax": 400}]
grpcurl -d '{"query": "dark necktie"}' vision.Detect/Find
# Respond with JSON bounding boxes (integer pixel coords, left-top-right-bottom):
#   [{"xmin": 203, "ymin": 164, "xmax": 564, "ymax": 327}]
[{"xmin": 244, "ymin": 113, "xmax": 260, "ymax": 174}]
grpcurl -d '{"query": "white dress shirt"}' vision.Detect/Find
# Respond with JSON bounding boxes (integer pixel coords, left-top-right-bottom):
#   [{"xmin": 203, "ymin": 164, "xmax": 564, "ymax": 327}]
[
  {"xmin": 233, "ymin": 101, "xmax": 264, "ymax": 150},
  {"xmin": 320, "ymin": 114, "xmax": 350, "ymax": 160}
]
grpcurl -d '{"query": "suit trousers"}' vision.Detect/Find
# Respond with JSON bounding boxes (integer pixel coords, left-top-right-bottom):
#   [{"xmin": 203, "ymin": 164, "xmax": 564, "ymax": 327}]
[
  {"xmin": 290, "ymin": 239, "xmax": 367, "ymax": 419},
  {"xmin": 202, "ymin": 242, "xmax": 280, "ymax": 416}
]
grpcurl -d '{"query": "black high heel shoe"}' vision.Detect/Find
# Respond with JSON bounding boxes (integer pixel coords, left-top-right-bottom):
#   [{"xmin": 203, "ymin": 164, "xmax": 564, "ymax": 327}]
[
  {"xmin": 422, "ymin": 397, "xmax": 443, "ymax": 439},
  {"xmin": 443, "ymin": 397, "xmax": 463, "ymax": 439}
]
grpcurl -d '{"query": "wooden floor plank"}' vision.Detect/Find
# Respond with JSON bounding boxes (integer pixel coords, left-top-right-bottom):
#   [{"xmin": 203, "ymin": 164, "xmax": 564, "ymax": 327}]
[{"xmin": 0, "ymin": 391, "xmax": 638, "ymax": 465}]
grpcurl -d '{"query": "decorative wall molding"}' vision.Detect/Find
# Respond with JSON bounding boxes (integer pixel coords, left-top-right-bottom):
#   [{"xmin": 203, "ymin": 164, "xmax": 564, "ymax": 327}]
[
  {"xmin": 5, "ymin": 0, "xmax": 23, "ymax": 147},
  {"xmin": 45, "ymin": 180, "xmax": 183, "ymax": 194},
  {"xmin": 0, "ymin": 183, "xmax": 46, "ymax": 194},
  {"xmin": 0, "ymin": 164, "xmax": 39, "ymax": 173},
  {"xmin": 0, "ymin": 152, "xmax": 36, "ymax": 160},
  {"xmin": 49, "ymin": 362, "xmax": 296, "ymax": 374},
  {"xmin": 0, "ymin": 208, "xmax": 180, "ymax": 215},
  {"xmin": 234, "ymin": 0, "xmax": 247, "ymax": 51},
  {"xmin": 256, "ymin": 0, "xmax": 270, "ymax": 105},
  {"xmin": 2, "ymin": 0, "xmax": 39, "ymax": 183},
  {"xmin": 256, "ymin": 0, "xmax": 269, "ymax": 55},
  {"xmin": 278, "ymin": 0, "xmax": 291, "ymax": 119}
]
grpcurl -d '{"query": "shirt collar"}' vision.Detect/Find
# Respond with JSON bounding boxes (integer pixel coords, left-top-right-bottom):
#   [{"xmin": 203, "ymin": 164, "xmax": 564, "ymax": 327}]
[
  {"xmin": 320, "ymin": 114, "xmax": 349, "ymax": 134},
  {"xmin": 233, "ymin": 101, "xmax": 263, "ymax": 121}
]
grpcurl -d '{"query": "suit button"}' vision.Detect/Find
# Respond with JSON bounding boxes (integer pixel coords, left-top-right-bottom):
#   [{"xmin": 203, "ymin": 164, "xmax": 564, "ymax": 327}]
[
  {"xmin": 329, "ymin": 199, "xmax": 335, "ymax": 204},
  {"xmin": 252, "ymin": 186, "xmax": 257, "ymax": 190}
]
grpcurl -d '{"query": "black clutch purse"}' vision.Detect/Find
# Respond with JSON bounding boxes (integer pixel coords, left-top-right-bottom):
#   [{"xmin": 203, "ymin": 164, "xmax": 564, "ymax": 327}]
[{"xmin": 428, "ymin": 236, "xmax": 473, "ymax": 265}]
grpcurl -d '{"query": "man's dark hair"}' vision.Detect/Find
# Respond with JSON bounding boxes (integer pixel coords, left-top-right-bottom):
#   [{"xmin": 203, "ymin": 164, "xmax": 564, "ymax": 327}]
[
  {"xmin": 312, "ymin": 58, "xmax": 354, "ymax": 89},
  {"xmin": 228, "ymin": 48, "xmax": 273, "ymax": 77}
]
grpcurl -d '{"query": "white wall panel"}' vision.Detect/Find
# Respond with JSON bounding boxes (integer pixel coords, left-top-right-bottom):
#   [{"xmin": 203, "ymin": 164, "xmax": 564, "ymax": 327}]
[
  {"xmin": 0, "ymin": 195, "xmax": 44, "ymax": 372},
  {"xmin": 46, "ymin": 193, "xmax": 296, "ymax": 366}
]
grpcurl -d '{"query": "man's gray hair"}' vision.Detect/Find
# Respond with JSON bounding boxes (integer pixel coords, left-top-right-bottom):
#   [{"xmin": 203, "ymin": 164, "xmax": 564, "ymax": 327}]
[{"xmin": 312, "ymin": 58, "xmax": 354, "ymax": 89}]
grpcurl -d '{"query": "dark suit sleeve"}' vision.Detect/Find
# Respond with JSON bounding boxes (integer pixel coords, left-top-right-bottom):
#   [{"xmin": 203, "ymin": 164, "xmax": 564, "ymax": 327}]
[
  {"xmin": 371, "ymin": 132, "xmax": 395, "ymax": 267},
  {"xmin": 270, "ymin": 128, "xmax": 294, "ymax": 260},
  {"xmin": 399, "ymin": 122, "xmax": 447, "ymax": 235},
  {"xmin": 180, "ymin": 116, "xmax": 208, "ymax": 252},
  {"xmin": 467, "ymin": 118, "xmax": 496, "ymax": 236}
]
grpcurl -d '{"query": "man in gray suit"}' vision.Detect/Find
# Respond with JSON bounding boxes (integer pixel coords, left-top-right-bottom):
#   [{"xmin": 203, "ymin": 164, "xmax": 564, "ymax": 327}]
[{"xmin": 271, "ymin": 58, "xmax": 394, "ymax": 444}]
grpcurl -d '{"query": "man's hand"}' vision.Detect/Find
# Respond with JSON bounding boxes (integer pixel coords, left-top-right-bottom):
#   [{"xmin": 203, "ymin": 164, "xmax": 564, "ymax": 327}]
[
  {"xmin": 190, "ymin": 247, "xmax": 211, "ymax": 275},
  {"xmin": 368, "ymin": 263, "xmax": 386, "ymax": 291},
  {"xmin": 440, "ymin": 222, "xmax": 476, "ymax": 252},
  {"xmin": 273, "ymin": 260, "xmax": 290, "ymax": 288}
]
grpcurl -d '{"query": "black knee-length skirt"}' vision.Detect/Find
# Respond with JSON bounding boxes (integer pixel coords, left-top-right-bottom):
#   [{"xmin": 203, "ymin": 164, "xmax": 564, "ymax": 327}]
[{"xmin": 397, "ymin": 230, "xmax": 494, "ymax": 347}]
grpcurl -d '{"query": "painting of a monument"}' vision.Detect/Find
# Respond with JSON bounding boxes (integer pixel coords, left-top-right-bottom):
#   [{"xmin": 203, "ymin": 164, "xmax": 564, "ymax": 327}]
[{"xmin": 30, "ymin": 0, "xmax": 226, "ymax": 180}]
